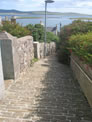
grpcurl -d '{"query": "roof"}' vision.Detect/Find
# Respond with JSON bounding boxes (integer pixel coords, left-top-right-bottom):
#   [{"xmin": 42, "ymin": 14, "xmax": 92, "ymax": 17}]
[{"xmin": 47, "ymin": 27, "xmax": 57, "ymax": 34}]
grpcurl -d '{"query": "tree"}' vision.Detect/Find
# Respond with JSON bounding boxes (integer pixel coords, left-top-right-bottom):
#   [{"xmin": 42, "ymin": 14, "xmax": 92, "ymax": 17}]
[{"xmin": 26, "ymin": 24, "xmax": 44, "ymax": 41}]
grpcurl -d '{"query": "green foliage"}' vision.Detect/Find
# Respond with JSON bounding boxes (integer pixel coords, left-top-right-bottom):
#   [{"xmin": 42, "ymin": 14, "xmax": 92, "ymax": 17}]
[
  {"xmin": 26, "ymin": 24, "xmax": 59, "ymax": 43},
  {"xmin": 69, "ymin": 32, "xmax": 92, "ymax": 66},
  {"xmin": 57, "ymin": 46, "xmax": 70, "ymax": 64},
  {"xmin": 46, "ymin": 32, "xmax": 59, "ymax": 43},
  {"xmin": 58, "ymin": 20, "xmax": 92, "ymax": 65},
  {"xmin": 0, "ymin": 22, "xmax": 59, "ymax": 43},
  {"xmin": 0, "ymin": 21, "xmax": 30, "ymax": 38},
  {"xmin": 26, "ymin": 24, "xmax": 44, "ymax": 42},
  {"xmin": 31, "ymin": 58, "xmax": 38, "ymax": 66}
]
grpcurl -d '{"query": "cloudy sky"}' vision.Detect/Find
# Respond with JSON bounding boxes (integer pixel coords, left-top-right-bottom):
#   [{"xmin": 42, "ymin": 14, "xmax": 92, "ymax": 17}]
[{"xmin": 1, "ymin": 0, "xmax": 92, "ymax": 14}]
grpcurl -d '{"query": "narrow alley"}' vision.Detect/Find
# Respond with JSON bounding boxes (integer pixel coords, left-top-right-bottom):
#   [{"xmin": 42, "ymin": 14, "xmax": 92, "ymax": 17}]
[{"xmin": 0, "ymin": 56, "xmax": 92, "ymax": 122}]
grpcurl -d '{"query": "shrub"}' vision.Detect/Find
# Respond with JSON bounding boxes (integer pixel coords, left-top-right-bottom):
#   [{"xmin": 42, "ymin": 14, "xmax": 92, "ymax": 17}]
[
  {"xmin": 30, "ymin": 58, "xmax": 38, "ymax": 66},
  {"xmin": 57, "ymin": 46, "xmax": 70, "ymax": 65},
  {"xmin": 46, "ymin": 32, "xmax": 59, "ymax": 43},
  {"xmin": 0, "ymin": 21, "xmax": 30, "ymax": 38},
  {"xmin": 0, "ymin": 22, "xmax": 59, "ymax": 43},
  {"xmin": 58, "ymin": 20, "xmax": 92, "ymax": 65},
  {"xmin": 69, "ymin": 32, "xmax": 92, "ymax": 66}
]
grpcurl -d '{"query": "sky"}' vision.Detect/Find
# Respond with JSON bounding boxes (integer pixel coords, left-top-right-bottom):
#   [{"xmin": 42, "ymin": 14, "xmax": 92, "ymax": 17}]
[{"xmin": 1, "ymin": 0, "xmax": 92, "ymax": 15}]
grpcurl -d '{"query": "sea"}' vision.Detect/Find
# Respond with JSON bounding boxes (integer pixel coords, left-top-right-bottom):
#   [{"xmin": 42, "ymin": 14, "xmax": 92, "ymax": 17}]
[{"xmin": 0, "ymin": 14, "xmax": 92, "ymax": 31}]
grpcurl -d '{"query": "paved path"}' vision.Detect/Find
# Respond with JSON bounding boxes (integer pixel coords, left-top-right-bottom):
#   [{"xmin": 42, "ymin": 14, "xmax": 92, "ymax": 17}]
[{"xmin": 0, "ymin": 56, "xmax": 92, "ymax": 122}]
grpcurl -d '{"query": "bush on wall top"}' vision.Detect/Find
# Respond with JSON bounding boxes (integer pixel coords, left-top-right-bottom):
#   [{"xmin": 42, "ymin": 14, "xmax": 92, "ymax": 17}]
[{"xmin": 0, "ymin": 21, "xmax": 31, "ymax": 38}]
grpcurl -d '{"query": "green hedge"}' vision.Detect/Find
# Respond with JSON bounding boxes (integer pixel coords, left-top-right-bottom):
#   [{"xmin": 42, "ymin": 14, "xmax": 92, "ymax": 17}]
[
  {"xmin": 58, "ymin": 20, "xmax": 92, "ymax": 65},
  {"xmin": 69, "ymin": 32, "xmax": 92, "ymax": 66}
]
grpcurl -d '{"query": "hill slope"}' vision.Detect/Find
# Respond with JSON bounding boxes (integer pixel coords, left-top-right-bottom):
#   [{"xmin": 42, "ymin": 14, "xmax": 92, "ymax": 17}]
[{"xmin": 0, "ymin": 9, "xmax": 90, "ymax": 16}]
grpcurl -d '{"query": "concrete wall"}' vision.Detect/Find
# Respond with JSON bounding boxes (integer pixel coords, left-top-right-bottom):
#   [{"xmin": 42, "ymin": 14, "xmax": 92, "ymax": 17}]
[
  {"xmin": 71, "ymin": 54, "xmax": 92, "ymax": 107},
  {"xmin": 0, "ymin": 32, "xmax": 34, "ymax": 80},
  {"xmin": 34, "ymin": 42, "xmax": 56, "ymax": 59},
  {"xmin": 0, "ymin": 40, "xmax": 5, "ymax": 99}
]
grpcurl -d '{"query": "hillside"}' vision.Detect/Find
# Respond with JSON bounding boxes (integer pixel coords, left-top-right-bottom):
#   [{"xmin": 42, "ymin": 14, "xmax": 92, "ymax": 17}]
[{"xmin": 0, "ymin": 9, "xmax": 90, "ymax": 16}]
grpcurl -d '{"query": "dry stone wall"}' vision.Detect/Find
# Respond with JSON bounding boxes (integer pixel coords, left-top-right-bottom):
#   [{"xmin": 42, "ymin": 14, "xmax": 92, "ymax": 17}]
[
  {"xmin": 15, "ymin": 36, "xmax": 34, "ymax": 74},
  {"xmin": 34, "ymin": 42, "xmax": 56, "ymax": 59}
]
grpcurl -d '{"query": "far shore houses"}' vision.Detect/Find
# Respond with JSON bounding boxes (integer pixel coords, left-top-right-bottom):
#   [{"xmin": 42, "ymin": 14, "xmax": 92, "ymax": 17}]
[
  {"xmin": 40, "ymin": 21, "xmax": 58, "ymax": 35},
  {"xmin": 0, "ymin": 16, "xmax": 58, "ymax": 36},
  {"xmin": 0, "ymin": 16, "xmax": 17, "ymax": 26}
]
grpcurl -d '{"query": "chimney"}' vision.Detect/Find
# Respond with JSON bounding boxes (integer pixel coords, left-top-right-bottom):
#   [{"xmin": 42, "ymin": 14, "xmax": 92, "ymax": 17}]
[{"xmin": 40, "ymin": 21, "xmax": 44, "ymax": 26}]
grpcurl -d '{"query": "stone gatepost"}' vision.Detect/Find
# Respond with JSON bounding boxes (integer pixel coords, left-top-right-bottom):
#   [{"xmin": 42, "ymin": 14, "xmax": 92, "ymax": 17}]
[
  {"xmin": 33, "ymin": 42, "xmax": 40, "ymax": 59},
  {"xmin": 0, "ymin": 32, "xmax": 18, "ymax": 80},
  {"xmin": 0, "ymin": 40, "xmax": 5, "ymax": 99},
  {"xmin": 0, "ymin": 32, "xmax": 34, "ymax": 80}
]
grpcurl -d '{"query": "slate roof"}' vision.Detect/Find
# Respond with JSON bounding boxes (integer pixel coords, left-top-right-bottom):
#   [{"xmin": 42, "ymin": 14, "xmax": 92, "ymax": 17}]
[{"xmin": 47, "ymin": 27, "xmax": 57, "ymax": 34}]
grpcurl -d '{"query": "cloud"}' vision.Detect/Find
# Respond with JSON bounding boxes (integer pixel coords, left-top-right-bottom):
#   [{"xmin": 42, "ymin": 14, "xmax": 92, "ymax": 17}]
[
  {"xmin": 76, "ymin": 1, "xmax": 92, "ymax": 7},
  {"xmin": 0, "ymin": 0, "xmax": 92, "ymax": 14}
]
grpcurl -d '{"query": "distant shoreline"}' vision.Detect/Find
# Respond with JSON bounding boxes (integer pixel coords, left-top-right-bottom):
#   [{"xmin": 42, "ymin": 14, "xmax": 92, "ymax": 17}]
[
  {"xmin": 17, "ymin": 17, "xmax": 43, "ymax": 19},
  {"xmin": 70, "ymin": 17, "xmax": 92, "ymax": 20},
  {"xmin": 0, "ymin": 11, "xmax": 91, "ymax": 16}
]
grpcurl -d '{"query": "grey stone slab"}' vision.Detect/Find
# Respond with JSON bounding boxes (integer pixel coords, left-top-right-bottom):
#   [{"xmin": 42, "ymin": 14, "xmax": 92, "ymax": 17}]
[{"xmin": 0, "ymin": 40, "xmax": 5, "ymax": 99}]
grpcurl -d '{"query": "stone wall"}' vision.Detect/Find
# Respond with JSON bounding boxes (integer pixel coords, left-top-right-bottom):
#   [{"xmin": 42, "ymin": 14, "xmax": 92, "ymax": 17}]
[
  {"xmin": 15, "ymin": 36, "xmax": 34, "ymax": 74},
  {"xmin": 0, "ymin": 32, "xmax": 56, "ymax": 80},
  {"xmin": 0, "ymin": 32, "xmax": 56, "ymax": 98},
  {"xmin": 34, "ymin": 42, "xmax": 56, "ymax": 59},
  {"xmin": 0, "ymin": 32, "xmax": 34, "ymax": 80},
  {"xmin": 71, "ymin": 53, "xmax": 92, "ymax": 107}
]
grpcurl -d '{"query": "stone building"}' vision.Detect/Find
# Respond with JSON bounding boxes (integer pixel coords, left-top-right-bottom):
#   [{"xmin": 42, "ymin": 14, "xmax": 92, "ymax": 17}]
[
  {"xmin": 11, "ymin": 16, "xmax": 16, "ymax": 24},
  {"xmin": 47, "ymin": 25, "xmax": 58, "ymax": 35}
]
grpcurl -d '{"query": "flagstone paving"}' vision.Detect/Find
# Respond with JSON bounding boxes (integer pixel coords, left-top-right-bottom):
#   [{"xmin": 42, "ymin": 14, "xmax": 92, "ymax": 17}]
[{"xmin": 0, "ymin": 56, "xmax": 92, "ymax": 122}]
